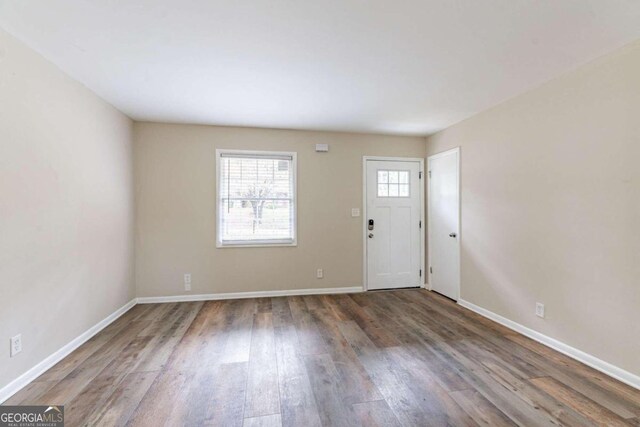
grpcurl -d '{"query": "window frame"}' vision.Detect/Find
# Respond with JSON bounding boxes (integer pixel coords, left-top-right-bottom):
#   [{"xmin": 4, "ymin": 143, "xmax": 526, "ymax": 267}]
[{"xmin": 216, "ymin": 149, "xmax": 298, "ymax": 248}]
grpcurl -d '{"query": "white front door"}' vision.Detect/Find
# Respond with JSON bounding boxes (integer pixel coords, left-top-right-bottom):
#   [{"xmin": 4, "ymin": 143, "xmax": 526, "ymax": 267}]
[
  {"xmin": 428, "ymin": 148, "xmax": 460, "ymax": 300},
  {"xmin": 365, "ymin": 159, "xmax": 422, "ymax": 290}
]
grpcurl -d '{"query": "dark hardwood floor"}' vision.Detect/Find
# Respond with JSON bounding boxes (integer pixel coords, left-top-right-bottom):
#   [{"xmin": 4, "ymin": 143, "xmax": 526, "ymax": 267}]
[{"xmin": 5, "ymin": 289, "xmax": 640, "ymax": 426}]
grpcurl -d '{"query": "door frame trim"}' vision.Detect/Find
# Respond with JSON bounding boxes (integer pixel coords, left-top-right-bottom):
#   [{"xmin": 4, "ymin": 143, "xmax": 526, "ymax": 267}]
[
  {"xmin": 362, "ymin": 156, "xmax": 425, "ymax": 291},
  {"xmin": 427, "ymin": 147, "xmax": 461, "ymax": 300}
]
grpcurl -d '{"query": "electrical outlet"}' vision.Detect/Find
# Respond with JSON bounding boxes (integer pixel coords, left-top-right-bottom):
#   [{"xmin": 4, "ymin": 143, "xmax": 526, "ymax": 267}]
[
  {"xmin": 184, "ymin": 273, "xmax": 191, "ymax": 291},
  {"xmin": 10, "ymin": 334, "xmax": 22, "ymax": 357},
  {"xmin": 316, "ymin": 269, "xmax": 324, "ymax": 279},
  {"xmin": 536, "ymin": 303, "xmax": 545, "ymax": 318}
]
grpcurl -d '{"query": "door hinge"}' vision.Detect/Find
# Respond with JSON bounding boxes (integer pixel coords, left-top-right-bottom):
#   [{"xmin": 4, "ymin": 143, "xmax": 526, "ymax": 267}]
[
  {"xmin": 419, "ymin": 220, "xmax": 422, "ymax": 228},
  {"xmin": 430, "ymin": 266, "xmax": 433, "ymax": 274},
  {"xmin": 419, "ymin": 171, "xmax": 422, "ymax": 179},
  {"xmin": 428, "ymin": 170, "xmax": 432, "ymax": 178},
  {"xmin": 420, "ymin": 269, "xmax": 422, "ymax": 277}
]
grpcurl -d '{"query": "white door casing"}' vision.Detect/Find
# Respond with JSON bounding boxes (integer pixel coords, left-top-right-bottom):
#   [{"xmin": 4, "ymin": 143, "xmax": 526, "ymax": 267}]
[
  {"xmin": 428, "ymin": 147, "xmax": 460, "ymax": 300},
  {"xmin": 364, "ymin": 158, "xmax": 424, "ymax": 290}
]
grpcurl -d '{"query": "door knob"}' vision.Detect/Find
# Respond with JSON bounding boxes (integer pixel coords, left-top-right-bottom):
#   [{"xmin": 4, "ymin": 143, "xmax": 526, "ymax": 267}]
[
  {"xmin": 449, "ymin": 232, "xmax": 457, "ymax": 238},
  {"xmin": 368, "ymin": 233, "xmax": 374, "ymax": 238}
]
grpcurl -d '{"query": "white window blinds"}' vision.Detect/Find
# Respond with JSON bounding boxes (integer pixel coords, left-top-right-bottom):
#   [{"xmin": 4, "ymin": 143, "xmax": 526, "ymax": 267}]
[{"xmin": 218, "ymin": 151, "xmax": 296, "ymax": 246}]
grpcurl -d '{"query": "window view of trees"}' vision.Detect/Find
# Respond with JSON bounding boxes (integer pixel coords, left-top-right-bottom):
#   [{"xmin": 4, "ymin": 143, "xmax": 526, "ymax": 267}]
[
  {"xmin": 243, "ymin": 180, "xmax": 273, "ymax": 233},
  {"xmin": 219, "ymin": 155, "xmax": 294, "ymax": 243}
]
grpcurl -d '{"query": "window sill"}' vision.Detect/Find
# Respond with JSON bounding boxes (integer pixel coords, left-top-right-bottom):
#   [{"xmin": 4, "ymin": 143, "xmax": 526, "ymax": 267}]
[{"xmin": 217, "ymin": 241, "xmax": 297, "ymax": 248}]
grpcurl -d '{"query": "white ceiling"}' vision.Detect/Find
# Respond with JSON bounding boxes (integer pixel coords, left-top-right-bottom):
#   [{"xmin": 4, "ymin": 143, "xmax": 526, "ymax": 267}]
[{"xmin": 1, "ymin": 1, "xmax": 640, "ymax": 136}]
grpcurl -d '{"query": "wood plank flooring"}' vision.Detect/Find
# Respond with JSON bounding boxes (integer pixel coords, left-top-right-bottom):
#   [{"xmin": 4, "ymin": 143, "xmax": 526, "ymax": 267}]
[{"xmin": 4, "ymin": 289, "xmax": 640, "ymax": 426}]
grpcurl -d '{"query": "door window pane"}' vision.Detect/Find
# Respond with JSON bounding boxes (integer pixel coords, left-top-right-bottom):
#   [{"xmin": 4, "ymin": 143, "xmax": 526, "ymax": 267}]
[{"xmin": 377, "ymin": 169, "xmax": 411, "ymax": 198}]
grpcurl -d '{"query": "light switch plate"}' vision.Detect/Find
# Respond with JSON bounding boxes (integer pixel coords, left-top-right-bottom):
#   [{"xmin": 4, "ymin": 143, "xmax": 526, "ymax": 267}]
[{"xmin": 351, "ymin": 208, "xmax": 360, "ymax": 217}]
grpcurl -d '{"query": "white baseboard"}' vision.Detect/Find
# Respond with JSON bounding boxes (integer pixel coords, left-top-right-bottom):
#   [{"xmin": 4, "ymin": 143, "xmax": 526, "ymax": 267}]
[
  {"xmin": 0, "ymin": 298, "xmax": 137, "ymax": 404},
  {"xmin": 458, "ymin": 298, "xmax": 640, "ymax": 391},
  {"xmin": 137, "ymin": 286, "xmax": 364, "ymax": 304}
]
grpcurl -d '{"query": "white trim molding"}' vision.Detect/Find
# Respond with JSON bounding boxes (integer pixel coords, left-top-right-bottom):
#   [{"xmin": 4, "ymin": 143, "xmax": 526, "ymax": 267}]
[
  {"xmin": 0, "ymin": 298, "xmax": 137, "ymax": 404},
  {"xmin": 137, "ymin": 286, "xmax": 363, "ymax": 304},
  {"xmin": 458, "ymin": 298, "xmax": 640, "ymax": 391}
]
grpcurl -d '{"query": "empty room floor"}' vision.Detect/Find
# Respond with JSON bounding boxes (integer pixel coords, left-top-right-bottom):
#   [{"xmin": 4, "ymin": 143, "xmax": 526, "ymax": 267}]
[{"xmin": 5, "ymin": 290, "xmax": 640, "ymax": 426}]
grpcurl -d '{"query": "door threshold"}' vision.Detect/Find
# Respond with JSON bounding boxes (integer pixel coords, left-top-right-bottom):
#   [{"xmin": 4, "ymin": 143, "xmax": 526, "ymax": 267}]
[
  {"xmin": 431, "ymin": 290, "xmax": 458, "ymax": 303},
  {"xmin": 367, "ymin": 286, "xmax": 422, "ymax": 292}
]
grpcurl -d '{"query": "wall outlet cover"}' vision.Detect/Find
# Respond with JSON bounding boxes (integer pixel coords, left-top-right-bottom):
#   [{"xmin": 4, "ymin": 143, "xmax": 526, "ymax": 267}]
[
  {"xmin": 316, "ymin": 268, "xmax": 324, "ymax": 279},
  {"xmin": 10, "ymin": 334, "xmax": 22, "ymax": 357},
  {"xmin": 536, "ymin": 303, "xmax": 545, "ymax": 318}
]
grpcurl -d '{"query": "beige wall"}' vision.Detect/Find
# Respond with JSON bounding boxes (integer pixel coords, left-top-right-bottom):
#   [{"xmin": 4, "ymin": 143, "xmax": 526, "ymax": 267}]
[
  {"xmin": 0, "ymin": 30, "xmax": 135, "ymax": 389},
  {"xmin": 134, "ymin": 123, "xmax": 425, "ymax": 297},
  {"xmin": 426, "ymin": 41, "xmax": 640, "ymax": 376}
]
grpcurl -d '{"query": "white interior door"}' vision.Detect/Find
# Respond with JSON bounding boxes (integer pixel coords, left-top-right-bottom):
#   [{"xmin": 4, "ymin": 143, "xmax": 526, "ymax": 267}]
[
  {"xmin": 428, "ymin": 148, "xmax": 460, "ymax": 300},
  {"xmin": 366, "ymin": 159, "xmax": 422, "ymax": 290}
]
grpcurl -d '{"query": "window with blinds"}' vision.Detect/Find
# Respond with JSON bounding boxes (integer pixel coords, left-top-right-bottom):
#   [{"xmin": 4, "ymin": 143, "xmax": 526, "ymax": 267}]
[{"xmin": 217, "ymin": 150, "xmax": 297, "ymax": 246}]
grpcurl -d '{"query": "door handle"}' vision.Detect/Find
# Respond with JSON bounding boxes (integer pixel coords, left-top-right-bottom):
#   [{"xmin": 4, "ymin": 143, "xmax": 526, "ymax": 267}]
[
  {"xmin": 368, "ymin": 233, "xmax": 374, "ymax": 238},
  {"xmin": 449, "ymin": 232, "xmax": 457, "ymax": 238}
]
